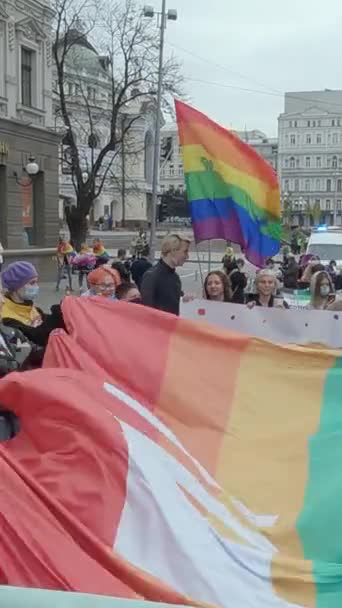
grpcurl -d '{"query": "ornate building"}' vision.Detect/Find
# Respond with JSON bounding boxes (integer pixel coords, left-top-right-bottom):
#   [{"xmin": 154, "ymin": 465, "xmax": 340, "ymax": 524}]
[
  {"xmin": 54, "ymin": 31, "xmax": 156, "ymax": 228},
  {"xmin": 0, "ymin": 0, "xmax": 59, "ymax": 248},
  {"xmin": 278, "ymin": 90, "xmax": 342, "ymax": 227}
]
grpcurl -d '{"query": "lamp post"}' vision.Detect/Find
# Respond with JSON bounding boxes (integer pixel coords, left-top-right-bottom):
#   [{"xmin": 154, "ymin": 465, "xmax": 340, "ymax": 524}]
[
  {"xmin": 143, "ymin": 3, "xmax": 178, "ymax": 260},
  {"xmin": 14, "ymin": 156, "xmax": 39, "ymax": 186}
]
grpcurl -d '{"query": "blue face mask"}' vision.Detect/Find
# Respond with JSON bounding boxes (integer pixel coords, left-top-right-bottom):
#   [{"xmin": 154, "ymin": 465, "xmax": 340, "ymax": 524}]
[{"xmin": 21, "ymin": 285, "xmax": 40, "ymax": 301}]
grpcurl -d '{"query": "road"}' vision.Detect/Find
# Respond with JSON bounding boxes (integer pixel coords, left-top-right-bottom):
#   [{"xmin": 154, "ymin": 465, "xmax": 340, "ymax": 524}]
[{"xmin": 82, "ymin": 229, "xmax": 231, "ymax": 256}]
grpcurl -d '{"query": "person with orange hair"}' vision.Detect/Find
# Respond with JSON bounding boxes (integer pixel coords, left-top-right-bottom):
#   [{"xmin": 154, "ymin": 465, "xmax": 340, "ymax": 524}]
[{"xmin": 82, "ymin": 266, "xmax": 121, "ymax": 300}]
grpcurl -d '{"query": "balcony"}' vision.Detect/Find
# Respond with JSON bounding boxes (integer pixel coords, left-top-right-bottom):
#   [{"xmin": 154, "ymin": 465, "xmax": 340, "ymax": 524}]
[{"xmin": 16, "ymin": 104, "xmax": 46, "ymax": 127}]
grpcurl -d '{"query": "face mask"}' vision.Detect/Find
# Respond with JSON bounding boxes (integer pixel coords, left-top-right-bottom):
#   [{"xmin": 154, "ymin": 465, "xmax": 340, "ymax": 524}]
[
  {"xmin": 20, "ymin": 285, "xmax": 40, "ymax": 301},
  {"xmin": 320, "ymin": 285, "xmax": 330, "ymax": 297},
  {"xmin": 128, "ymin": 298, "xmax": 142, "ymax": 304}
]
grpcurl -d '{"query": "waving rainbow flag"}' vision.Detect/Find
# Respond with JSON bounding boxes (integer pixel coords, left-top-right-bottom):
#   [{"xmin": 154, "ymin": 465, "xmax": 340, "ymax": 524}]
[{"xmin": 175, "ymin": 100, "xmax": 281, "ymax": 266}]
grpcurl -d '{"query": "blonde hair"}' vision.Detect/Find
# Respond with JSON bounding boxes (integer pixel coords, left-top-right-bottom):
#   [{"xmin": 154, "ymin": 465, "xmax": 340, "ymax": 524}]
[
  {"xmin": 255, "ymin": 269, "xmax": 278, "ymax": 293},
  {"xmin": 161, "ymin": 233, "xmax": 191, "ymax": 257},
  {"xmin": 255, "ymin": 268, "xmax": 278, "ymax": 284}
]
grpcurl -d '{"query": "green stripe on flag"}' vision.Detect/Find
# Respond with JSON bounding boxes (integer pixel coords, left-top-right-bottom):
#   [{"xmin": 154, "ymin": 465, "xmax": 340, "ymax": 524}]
[
  {"xmin": 185, "ymin": 170, "xmax": 280, "ymax": 226},
  {"xmin": 296, "ymin": 355, "xmax": 342, "ymax": 607}
]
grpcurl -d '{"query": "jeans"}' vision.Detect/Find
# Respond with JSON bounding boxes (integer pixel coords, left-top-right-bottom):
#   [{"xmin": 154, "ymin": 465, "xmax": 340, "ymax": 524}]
[{"xmin": 56, "ymin": 263, "xmax": 73, "ymax": 290}]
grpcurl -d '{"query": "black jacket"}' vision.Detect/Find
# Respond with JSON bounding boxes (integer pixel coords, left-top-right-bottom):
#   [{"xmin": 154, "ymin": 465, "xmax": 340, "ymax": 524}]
[
  {"xmin": 141, "ymin": 259, "xmax": 182, "ymax": 316},
  {"xmin": 2, "ymin": 304, "xmax": 65, "ymax": 368},
  {"xmin": 131, "ymin": 257, "xmax": 153, "ymax": 289},
  {"xmin": 229, "ymin": 269, "xmax": 247, "ymax": 304},
  {"xmin": 283, "ymin": 263, "xmax": 299, "ymax": 289},
  {"xmin": 0, "ymin": 324, "xmax": 25, "ymax": 377}
]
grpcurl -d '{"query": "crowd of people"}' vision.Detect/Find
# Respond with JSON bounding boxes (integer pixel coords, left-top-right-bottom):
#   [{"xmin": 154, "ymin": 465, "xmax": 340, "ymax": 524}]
[{"xmin": 1, "ymin": 232, "xmax": 342, "ymax": 379}]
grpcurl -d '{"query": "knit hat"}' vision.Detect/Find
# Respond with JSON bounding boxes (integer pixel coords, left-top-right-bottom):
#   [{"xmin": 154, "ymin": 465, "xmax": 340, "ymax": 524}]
[
  {"xmin": 87, "ymin": 266, "xmax": 121, "ymax": 287},
  {"xmin": 1, "ymin": 261, "xmax": 38, "ymax": 292}
]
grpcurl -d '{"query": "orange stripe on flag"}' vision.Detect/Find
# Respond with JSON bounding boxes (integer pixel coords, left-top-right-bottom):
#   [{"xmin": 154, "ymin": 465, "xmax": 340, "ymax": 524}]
[{"xmin": 157, "ymin": 320, "xmax": 249, "ymax": 477}]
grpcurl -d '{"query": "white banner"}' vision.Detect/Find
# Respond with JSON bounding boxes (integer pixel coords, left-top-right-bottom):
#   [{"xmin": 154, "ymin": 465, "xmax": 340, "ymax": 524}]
[{"xmin": 180, "ymin": 299, "xmax": 342, "ymax": 348}]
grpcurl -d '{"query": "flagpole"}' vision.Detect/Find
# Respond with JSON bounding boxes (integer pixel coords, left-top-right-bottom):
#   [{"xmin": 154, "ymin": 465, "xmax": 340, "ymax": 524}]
[
  {"xmin": 195, "ymin": 243, "xmax": 204, "ymax": 289},
  {"xmin": 208, "ymin": 240, "xmax": 212, "ymax": 272}
]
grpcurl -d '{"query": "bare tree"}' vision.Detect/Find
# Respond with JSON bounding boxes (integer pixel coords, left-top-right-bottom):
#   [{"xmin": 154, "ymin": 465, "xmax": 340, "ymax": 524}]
[{"xmin": 52, "ymin": 0, "xmax": 183, "ymax": 249}]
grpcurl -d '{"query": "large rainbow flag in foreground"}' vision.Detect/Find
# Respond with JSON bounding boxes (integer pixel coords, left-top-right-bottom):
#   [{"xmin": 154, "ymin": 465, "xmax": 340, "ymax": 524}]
[
  {"xmin": 1, "ymin": 297, "xmax": 342, "ymax": 607},
  {"xmin": 175, "ymin": 100, "xmax": 281, "ymax": 266}
]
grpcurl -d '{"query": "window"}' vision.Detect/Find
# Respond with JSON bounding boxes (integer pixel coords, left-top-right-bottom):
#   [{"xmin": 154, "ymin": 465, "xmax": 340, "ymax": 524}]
[
  {"xmin": 307, "ymin": 120, "xmax": 311, "ymax": 127},
  {"xmin": 305, "ymin": 157, "xmax": 311, "ymax": 168},
  {"xmin": 104, "ymin": 205, "xmax": 110, "ymax": 216},
  {"xmin": 87, "ymin": 86, "xmax": 96, "ymax": 102},
  {"xmin": 284, "ymin": 158, "xmax": 288, "ymax": 168},
  {"xmin": 294, "ymin": 178, "xmax": 299, "ymax": 191},
  {"xmin": 316, "ymin": 179, "xmax": 321, "ymax": 191},
  {"xmin": 328, "ymin": 133, "xmax": 332, "ymax": 144},
  {"xmin": 178, "ymin": 184, "xmax": 183, "ymax": 192},
  {"xmin": 316, "ymin": 157, "xmax": 321, "ymax": 168},
  {"xmin": 316, "ymin": 134, "xmax": 322, "ymax": 144},
  {"xmin": 306, "ymin": 134, "xmax": 312, "ymax": 144},
  {"xmin": 339, "ymin": 157, "xmax": 342, "ymax": 168},
  {"xmin": 332, "ymin": 156, "xmax": 338, "ymax": 169},
  {"xmin": 332, "ymin": 120, "xmax": 335, "ymax": 127},
  {"xmin": 326, "ymin": 200, "xmax": 331, "ymax": 210},
  {"xmin": 290, "ymin": 134, "xmax": 296, "ymax": 145},
  {"xmin": 67, "ymin": 82, "xmax": 73, "ymax": 96},
  {"xmin": 294, "ymin": 120, "xmax": 298, "ymax": 127},
  {"xmin": 178, "ymin": 164, "xmax": 183, "ymax": 176},
  {"xmin": 160, "ymin": 184, "xmax": 165, "ymax": 192},
  {"xmin": 317, "ymin": 120, "xmax": 321, "ymax": 127},
  {"xmin": 327, "ymin": 157, "xmax": 331, "ymax": 168},
  {"xmin": 337, "ymin": 200, "xmax": 342, "ymax": 210},
  {"xmin": 338, "ymin": 119, "xmax": 341, "ymax": 127},
  {"xmin": 21, "ymin": 48, "xmax": 33, "ymax": 107},
  {"xmin": 169, "ymin": 164, "xmax": 174, "ymax": 176},
  {"xmin": 333, "ymin": 133, "xmax": 338, "ymax": 145},
  {"xmin": 338, "ymin": 180, "xmax": 342, "ymax": 193},
  {"xmin": 289, "ymin": 121, "xmax": 293, "ymax": 128},
  {"xmin": 296, "ymin": 158, "xmax": 300, "ymax": 168},
  {"xmin": 327, "ymin": 179, "xmax": 332, "ymax": 192},
  {"xmin": 75, "ymin": 84, "xmax": 81, "ymax": 96},
  {"xmin": 313, "ymin": 120, "xmax": 316, "ymax": 127},
  {"xmin": 284, "ymin": 179, "xmax": 289, "ymax": 191},
  {"xmin": 289, "ymin": 156, "xmax": 295, "ymax": 168},
  {"xmin": 305, "ymin": 179, "xmax": 310, "ymax": 192}
]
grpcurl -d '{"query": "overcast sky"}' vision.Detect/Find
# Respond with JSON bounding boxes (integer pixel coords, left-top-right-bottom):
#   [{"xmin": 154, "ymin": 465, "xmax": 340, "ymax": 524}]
[{"xmin": 147, "ymin": 0, "xmax": 342, "ymax": 136}]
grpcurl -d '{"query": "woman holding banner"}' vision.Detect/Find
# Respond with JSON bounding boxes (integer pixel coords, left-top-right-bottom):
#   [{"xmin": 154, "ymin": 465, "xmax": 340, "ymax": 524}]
[
  {"xmin": 247, "ymin": 269, "xmax": 289, "ymax": 309},
  {"xmin": 204, "ymin": 271, "xmax": 231, "ymax": 303},
  {"xmin": 307, "ymin": 271, "xmax": 335, "ymax": 310}
]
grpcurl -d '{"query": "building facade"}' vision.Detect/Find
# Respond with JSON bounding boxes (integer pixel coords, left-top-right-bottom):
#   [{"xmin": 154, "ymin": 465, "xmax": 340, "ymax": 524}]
[
  {"xmin": 159, "ymin": 125, "xmax": 277, "ymax": 194},
  {"xmin": 54, "ymin": 32, "xmax": 156, "ymax": 228},
  {"xmin": 0, "ymin": 0, "xmax": 59, "ymax": 248},
  {"xmin": 278, "ymin": 90, "xmax": 342, "ymax": 227}
]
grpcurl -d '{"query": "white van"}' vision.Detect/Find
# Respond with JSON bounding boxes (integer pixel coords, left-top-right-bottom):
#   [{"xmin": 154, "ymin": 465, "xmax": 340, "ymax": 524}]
[{"xmin": 306, "ymin": 227, "xmax": 342, "ymax": 266}]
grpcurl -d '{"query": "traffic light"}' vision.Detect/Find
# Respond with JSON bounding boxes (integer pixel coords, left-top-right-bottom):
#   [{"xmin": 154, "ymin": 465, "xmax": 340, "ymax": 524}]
[
  {"xmin": 160, "ymin": 137, "xmax": 173, "ymax": 161},
  {"xmin": 158, "ymin": 197, "xmax": 169, "ymax": 222}
]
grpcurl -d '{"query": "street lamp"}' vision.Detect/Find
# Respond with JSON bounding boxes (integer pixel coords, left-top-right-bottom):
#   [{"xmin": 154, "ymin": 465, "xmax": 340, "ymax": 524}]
[
  {"xmin": 144, "ymin": 1, "xmax": 178, "ymax": 260},
  {"xmin": 14, "ymin": 156, "xmax": 40, "ymax": 186}
]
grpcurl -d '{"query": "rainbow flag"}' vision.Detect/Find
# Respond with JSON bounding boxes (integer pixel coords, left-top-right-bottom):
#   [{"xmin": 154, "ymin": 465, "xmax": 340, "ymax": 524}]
[
  {"xmin": 175, "ymin": 100, "xmax": 281, "ymax": 266},
  {"xmin": 1, "ymin": 298, "xmax": 342, "ymax": 606}
]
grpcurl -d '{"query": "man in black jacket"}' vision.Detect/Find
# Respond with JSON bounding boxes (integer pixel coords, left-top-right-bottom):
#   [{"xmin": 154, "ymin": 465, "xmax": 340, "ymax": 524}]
[{"xmin": 141, "ymin": 234, "xmax": 190, "ymax": 316}]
